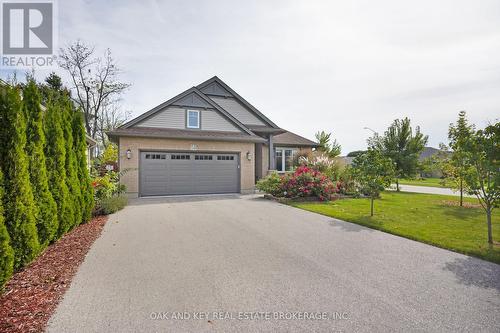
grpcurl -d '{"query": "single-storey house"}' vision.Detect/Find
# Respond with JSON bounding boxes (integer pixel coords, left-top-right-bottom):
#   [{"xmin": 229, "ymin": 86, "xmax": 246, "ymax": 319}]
[{"xmin": 108, "ymin": 76, "xmax": 317, "ymax": 197}]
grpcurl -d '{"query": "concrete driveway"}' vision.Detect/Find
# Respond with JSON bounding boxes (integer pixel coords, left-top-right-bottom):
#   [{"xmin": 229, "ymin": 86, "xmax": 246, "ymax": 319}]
[{"xmin": 48, "ymin": 195, "xmax": 500, "ymax": 332}]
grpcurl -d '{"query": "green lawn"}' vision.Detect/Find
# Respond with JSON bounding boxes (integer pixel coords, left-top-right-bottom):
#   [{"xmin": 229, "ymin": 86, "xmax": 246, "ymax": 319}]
[
  {"xmin": 398, "ymin": 178, "xmax": 449, "ymax": 188},
  {"xmin": 290, "ymin": 192, "xmax": 500, "ymax": 264}
]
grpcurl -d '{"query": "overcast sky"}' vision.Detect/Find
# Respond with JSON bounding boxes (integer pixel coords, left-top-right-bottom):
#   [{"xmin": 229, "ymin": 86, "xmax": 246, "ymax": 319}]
[{"xmin": 2, "ymin": 0, "xmax": 499, "ymax": 153}]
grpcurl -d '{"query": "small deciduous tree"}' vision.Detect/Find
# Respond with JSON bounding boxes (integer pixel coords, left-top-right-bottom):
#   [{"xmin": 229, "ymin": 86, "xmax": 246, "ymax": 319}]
[
  {"xmin": 23, "ymin": 79, "xmax": 58, "ymax": 248},
  {"xmin": 58, "ymin": 40, "xmax": 130, "ymax": 144},
  {"xmin": 446, "ymin": 111, "xmax": 475, "ymax": 206},
  {"xmin": 96, "ymin": 101, "xmax": 131, "ymax": 148},
  {"xmin": 352, "ymin": 149, "xmax": 394, "ymax": 216},
  {"xmin": 45, "ymin": 94, "xmax": 74, "ymax": 236},
  {"xmin": 315, "ymin": 130, "xmax": 341, "ymax": 158},
  {"xmin": 100, "ymin": 143, "xmax": 118, "ymax": 164},
  {"xmin": 463, "ymin": 122, "xmax": 499, "ymax": 244},
  {"xmin": 0, "ymin": 168, "xmax": 14, "ymax": 290},
  {"xmin": 374, "ymin": 118, "xmax": 428, "ymax": 191},
  {"xmin": 0, "ymin": 84, "xmax": 40, "ymax": 268}
]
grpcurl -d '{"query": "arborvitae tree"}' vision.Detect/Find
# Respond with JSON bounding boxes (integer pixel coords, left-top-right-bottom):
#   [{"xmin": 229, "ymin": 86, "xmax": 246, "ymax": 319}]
[
  {"xmin": 73, "ymin": 111, "xmax": 94, "ymax": 223},
  {"xmin": 23, "ymin": 80, "xmax": 58, "ymax": 248},
  {"xmin": 0, "ymin": 84, "xmax": 40, "ymax": 268},
  {"xmin": 44, "ymin": 95, "xmax": 74, "ymax": 236},
  {"xmin": 61, "ymin": 95, "xmax": 83, "ymax": 226},
  {"xmin": 0, "ymin": 169, "xmax": 15, "ymax": 290}
]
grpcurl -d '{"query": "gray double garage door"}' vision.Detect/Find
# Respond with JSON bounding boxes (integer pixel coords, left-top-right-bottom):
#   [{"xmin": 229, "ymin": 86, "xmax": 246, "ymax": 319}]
[{"xmin": 140, "ymin": 151, "xmax": 240, "ymax": 196}]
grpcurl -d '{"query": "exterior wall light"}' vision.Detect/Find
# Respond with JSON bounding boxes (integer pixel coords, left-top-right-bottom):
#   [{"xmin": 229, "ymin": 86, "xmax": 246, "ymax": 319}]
[
  {"xmin": 246, "ymin": 151, "xmax": 252, "ymax": 161},
  {"xmin": 126, "ymin": 149, "xmax": 132, "ymax": 159}
]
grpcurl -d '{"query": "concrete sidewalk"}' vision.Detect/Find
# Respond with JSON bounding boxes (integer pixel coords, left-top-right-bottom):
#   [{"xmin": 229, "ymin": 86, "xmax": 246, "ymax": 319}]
[{"xmin": 47, "ymin": 195, "xmax": 500, "ymax": 332}]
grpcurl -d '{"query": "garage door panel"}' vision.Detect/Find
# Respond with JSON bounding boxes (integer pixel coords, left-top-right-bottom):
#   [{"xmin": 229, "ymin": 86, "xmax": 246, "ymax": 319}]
[{"xmin": 140, "ymin": 152, "xmax": 239, "ymax": 196}]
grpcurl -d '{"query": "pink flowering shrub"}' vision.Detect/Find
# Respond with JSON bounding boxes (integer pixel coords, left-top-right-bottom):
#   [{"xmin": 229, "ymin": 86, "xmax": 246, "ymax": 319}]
[{"xmin": 257, "ymin": 166, "xmax": 339, "ymax": 201}]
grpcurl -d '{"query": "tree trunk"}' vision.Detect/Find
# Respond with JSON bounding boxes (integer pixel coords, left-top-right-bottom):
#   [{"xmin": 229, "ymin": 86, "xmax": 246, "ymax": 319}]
[
  {"xmin": 370, "ymin": 197, "xmax": 374, "ymax": 216},
  {"xmin": 487, "ymin": 207, "xmax": 493, "ymax": 244},
  {"xmin": 396, "ymin": 178, "xmax": 399, "ymax": 192},
  {"xmin": 459, "ymin": 179, "xmax": 463, "ymax": 207}
]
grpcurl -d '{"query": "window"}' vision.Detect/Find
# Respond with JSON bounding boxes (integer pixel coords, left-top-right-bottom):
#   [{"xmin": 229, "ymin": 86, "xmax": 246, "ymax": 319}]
[
  {"xmin": 274, "ymin": 148, "xmax": 296, "ymax": 172},
  {"xmin": 217, "ymin": 155, "xmax": 234, "ymax": 161},
  {"xmin": 187, "ymin": 110, "xmax": 200, "ymax": 129},
  {"xmin": 195, "ymin": 155, "xmax": 213, "ymax": 160},
  {"xmin": 171, "ymin": 154, "xmax": 191, "ymax": 160},
  {"xmin": 145, "ymin": 154, "xmax": 166, "ymax": 160}
]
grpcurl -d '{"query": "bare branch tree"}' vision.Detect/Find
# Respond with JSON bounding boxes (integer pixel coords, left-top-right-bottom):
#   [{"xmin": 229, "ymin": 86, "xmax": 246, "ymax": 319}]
[
  {"xmin": 58, "ymin": 40, "xmax": 130, "ymax": 142},
  {"xmin": 97, "ymin": 97, "xmax": 131, "ymax": 147}
]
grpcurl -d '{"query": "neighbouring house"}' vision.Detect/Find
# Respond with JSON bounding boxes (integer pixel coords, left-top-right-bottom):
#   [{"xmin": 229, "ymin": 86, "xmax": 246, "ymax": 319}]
[
  {"xmin": 335, "ymin": 156, "xmax": 355, "ymax": 167},
  {"xmin": 108, "ymin": 76, "xmax": 317, "ymax": 197},
  {"xmin": 419, "ymin": 146, "xmax": 449, "ymax": 161},
  {"xmin": 337, "ymin": 147, "xmax": 451, "ymax": 178},
  {"xmin": 85, "ymin": 134, "xmax": 97, "ymax": 168},
  {"xmin": 418, "ymin": 146, "xmax": 451, "ymax": 178}
]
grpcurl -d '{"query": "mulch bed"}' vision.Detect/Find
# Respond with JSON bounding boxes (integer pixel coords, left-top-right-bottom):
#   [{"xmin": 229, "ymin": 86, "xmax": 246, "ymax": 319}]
[
  {"xmin": 0, "ymin": 215, "xmax": 108, "ymax": 333},
  {"xmin": 440, "ymin": 200, "xmax": 482, "ymax": 209}
]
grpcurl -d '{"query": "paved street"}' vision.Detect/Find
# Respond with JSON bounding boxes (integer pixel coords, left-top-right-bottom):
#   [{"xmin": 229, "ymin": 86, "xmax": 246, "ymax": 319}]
[
  {"xmin": 392, "ymin": 184, "xmax": 475, "ymax": 197},
  {"xmin": 48, "ymin": 195, "xmax": 500, "ymax": 332}
]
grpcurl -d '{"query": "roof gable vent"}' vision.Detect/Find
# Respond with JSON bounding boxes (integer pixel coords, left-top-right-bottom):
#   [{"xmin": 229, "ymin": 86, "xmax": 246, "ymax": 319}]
[
  {"xmin": 200, "ymin": 81, "xmax": 233, "ymax": 97},
  {"xmin": 171, "ymin": 92, "xmax": 212, "ymax": 108}
]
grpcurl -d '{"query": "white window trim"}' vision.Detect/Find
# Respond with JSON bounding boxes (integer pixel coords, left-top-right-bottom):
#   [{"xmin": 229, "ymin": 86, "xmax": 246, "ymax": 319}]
[
  {"xmin": 186, "ymin": 110, "xmax": 200, "ymax": 129},
  {"xmin": 275, "ymin": 147, "xmax": 297, "ymax": 173}
]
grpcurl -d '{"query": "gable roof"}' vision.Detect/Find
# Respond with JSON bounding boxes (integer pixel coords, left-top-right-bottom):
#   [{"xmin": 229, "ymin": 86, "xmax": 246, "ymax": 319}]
[
  {"xmin": 197, "ymin": 76, "xmax": 280, "ymax": 129},
  {"xmin": 119, "ymin": 87, "xmax": 254, "ymax": 136},
  {"xmin": 111, "ymin": 76, "xmax": 317, "ymax": 147}
]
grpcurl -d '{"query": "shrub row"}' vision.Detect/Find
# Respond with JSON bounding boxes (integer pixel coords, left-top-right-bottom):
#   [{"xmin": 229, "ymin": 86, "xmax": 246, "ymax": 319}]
[
  {"xmin": 96, "ymin": 195, "xmax": 128, "ymax": 215},
  {"xmin": 0, "ymin": 81, "xmax": 93, "ymax": 290}
]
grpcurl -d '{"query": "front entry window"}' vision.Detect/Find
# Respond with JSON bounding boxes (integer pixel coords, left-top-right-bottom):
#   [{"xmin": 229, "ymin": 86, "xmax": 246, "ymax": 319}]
[
  {"xmin": 275, "ymin": 150, "xmax": 283, "ymax": 171},
  {"xmin": 275, "ymin": 148, "xmax": 296, "ymax": 172}
]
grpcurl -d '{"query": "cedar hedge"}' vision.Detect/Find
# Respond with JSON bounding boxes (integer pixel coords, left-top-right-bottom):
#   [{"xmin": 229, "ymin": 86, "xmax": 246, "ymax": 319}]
[
  {"xmin": 73, "ymin": 111, "xmax": 94, "ymax": 223},
  {"xmin": 61, "ymin": 95, "xmax": 83, "ymax": 227},
  {"xmin": 0, "ymin": 81, "xmax": 94, "ymax": 289},
  {"xmin": 23, "ymin": 80, "xmax": 58, "ymax": 249},
  {"xmin": 0, "ymin": 169, "xmax": 14, "ymax": 290},
  {"xmin": 0, "ymin": 84, "xmax": 40, "ymax": 269},
  {"xmin": 45, "ymin": 94, "xmax": 75, "ymax": 237}
]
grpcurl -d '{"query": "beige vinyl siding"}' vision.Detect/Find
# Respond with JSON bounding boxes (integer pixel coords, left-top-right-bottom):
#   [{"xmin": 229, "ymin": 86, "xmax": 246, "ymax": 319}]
[
  {"xmin": 209, "ymin": 96, "xmax": 265, "ymax": 126},
  {"xmin": 201, "ymin": 109, "xmax": 240, "ymax": 132},
  {"xmin": 135, "ymin": 106, "xmax": 241, "ymax": 132},
  {"xmin": 136, "ymin": 106, "xmax": 185, "ymax": 129}
]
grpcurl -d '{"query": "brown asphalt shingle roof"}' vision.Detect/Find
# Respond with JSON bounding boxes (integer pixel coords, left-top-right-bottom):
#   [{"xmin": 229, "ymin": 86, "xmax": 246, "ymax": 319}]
[
  {"xmin": 272, "ymin": 131, "xmax": 318, "ymax": 147},
  {"xmin": 107, "ymin": 127, "xmax": 266, "ymax": 143}
]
